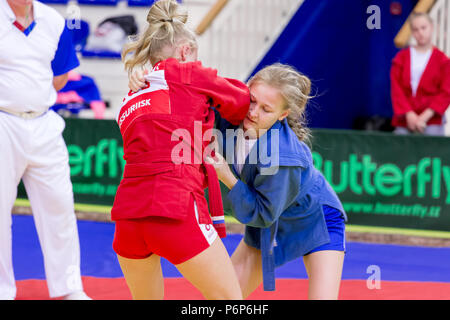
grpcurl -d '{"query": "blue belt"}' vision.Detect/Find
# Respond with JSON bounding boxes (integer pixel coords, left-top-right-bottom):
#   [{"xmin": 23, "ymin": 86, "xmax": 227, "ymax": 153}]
[{"xmin": 261, "ymin": 221, "xmax": 278, "ymax": 291}]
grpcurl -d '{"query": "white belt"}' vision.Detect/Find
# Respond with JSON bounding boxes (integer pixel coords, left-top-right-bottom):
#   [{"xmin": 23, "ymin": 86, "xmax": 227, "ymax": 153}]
[{"xmin": 0, "ymin": 107, "xmax": 47, "ymax": 119}]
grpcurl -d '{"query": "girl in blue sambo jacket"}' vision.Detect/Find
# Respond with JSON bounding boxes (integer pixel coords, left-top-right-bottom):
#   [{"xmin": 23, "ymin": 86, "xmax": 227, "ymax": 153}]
[{"xmin": 207, "ymin": 64, "xmax": 347, "ymax": 300}]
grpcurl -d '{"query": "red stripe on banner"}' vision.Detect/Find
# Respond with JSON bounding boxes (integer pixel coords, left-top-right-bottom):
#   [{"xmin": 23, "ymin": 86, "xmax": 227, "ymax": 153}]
[{"xmin": 14, "ymin": 277, "xmax": 450, "ymax": 300}]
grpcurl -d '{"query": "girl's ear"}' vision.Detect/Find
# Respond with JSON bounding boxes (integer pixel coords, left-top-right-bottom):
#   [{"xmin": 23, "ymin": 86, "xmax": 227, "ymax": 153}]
[
  {"xmin": 180, "ymin": 44, "xmax": 191, "ymax": 62},
  {"xmin": 278, "ymin": 109, "xmax": 290, "ymax": 121}
]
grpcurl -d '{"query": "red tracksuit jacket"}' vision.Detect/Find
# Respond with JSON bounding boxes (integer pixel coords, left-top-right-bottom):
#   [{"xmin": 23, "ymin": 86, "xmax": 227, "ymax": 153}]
[
  {"xmin": 390, "ymin": 47, "xmax": 450, "ymax": 127},
  {"xmin": 111, "ymin": 58, "xmax": 250, "ymax": 238}
]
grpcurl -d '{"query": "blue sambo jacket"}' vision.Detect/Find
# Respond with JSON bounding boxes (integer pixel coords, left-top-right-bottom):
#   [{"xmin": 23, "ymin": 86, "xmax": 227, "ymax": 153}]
[{"xmin": 215, "ymin": 111, "xmax": 347, "ymax": 291}]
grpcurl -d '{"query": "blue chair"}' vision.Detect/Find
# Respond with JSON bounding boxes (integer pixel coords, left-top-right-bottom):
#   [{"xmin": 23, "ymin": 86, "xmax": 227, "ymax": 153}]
[
  {"xmin": 38, "ymin": 0, "xmax": 69, "ymax": 4},
  {"xmin": 127, "ymin": 0, "xmax": 181, "ymax": 6},
  {"xmin": 77, "ymin": 0, "xmax": 119, "ymax": 6},
  {"xmin": 52, "ymin": 74, "xmax": 106, "ymax": 117},
  {"xmin": 80, "ymin": 15, "xmax": 137, "ymax": 59},
  {"xmin": 81, "ymin": 50, "xmax": 122, "ymax": 59},
  {"xmin": 127, "ymin": 0, "xmax": 155, "ymax": 6}
]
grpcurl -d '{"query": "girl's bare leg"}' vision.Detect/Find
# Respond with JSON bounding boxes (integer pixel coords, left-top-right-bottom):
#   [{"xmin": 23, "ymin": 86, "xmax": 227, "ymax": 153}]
[
  {"xmin": 303, "ymin": 250, "xmax": 345, "ymax": 300},
  {"xmin": 230, "ymin": 239, "xmax": 263, "ymax": 299},
  {"xmin": 176, "ymin": 237, "xmax": 243, "ymax": 300},
  {"xmin": 117, "ymin": 253, "xmax": 164, "ymax": 300}
]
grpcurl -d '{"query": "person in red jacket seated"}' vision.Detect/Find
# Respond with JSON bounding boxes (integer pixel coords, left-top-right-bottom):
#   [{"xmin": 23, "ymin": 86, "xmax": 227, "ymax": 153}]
[
  {"xmin": 390, "ymin": 12, "xmax": 450, "ymax": 135},
  {"xmin": 111, "ymin": 0, "xmax": 250, "ymax": 300}
]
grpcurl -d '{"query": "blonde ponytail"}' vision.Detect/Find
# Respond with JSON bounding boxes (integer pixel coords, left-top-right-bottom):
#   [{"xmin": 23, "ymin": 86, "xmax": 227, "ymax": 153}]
[
  {"xmin": 248, "ymin": 63, "xmax": 313, "ymax": 145},
  {"xmin": 122, "ymin": 0, "xmax": 197, "ymax": 73}
]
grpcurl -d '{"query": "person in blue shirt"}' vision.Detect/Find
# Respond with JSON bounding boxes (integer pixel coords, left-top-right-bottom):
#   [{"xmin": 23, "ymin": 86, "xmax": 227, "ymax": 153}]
[{"xmin": 206, "ymin": 63, "xmax": 347, "ymax": 300}]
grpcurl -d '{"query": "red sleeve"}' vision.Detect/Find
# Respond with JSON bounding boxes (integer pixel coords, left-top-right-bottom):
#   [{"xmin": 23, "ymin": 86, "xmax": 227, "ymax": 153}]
[
  {"xmin": 189, "ymin": 62, "xmax": 250, "ymax": 125},
  {"xmin": 429, "ymin": 55, "xmax": 450, "ymax": 116},
  {"xmin": 390, "ymin": 50, "xmax": 413, "ymax": 116}
]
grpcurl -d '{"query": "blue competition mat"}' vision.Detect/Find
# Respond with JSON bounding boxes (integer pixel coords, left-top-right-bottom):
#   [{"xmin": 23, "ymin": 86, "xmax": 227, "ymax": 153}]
[{"xmin": 12, "ymin": 215, "xmax": 450, "ymax": 282}]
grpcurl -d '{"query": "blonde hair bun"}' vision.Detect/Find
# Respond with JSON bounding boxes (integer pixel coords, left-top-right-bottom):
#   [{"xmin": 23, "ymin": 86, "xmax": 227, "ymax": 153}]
[
  {"xmin": 122, "ymin": 0, "xmax": 197, "ymax": 72},
  {"xmin": 147, "ymin": 0, "xmax": 188, "ymax": 27}
]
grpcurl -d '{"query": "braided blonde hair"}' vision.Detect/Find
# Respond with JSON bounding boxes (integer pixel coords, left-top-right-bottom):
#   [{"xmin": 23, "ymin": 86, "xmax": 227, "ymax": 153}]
[
  {"xmin": 248, "ymin": 63, "xmax": 313, "ymax": 145},
  {"xmin": 122, "ymin": 0, "xmax": 197, "ymax": 73}
]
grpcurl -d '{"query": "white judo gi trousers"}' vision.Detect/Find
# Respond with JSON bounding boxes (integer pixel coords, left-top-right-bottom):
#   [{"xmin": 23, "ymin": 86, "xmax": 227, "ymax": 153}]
[{"xmin": 0, "ymin": 110, "xmax": 83, "ymax": 299}]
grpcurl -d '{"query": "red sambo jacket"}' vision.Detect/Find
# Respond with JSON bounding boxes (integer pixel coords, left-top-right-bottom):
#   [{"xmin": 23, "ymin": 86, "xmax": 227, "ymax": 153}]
[
  {"xmin": 390, "ymin": 47, "xmax": 450, "ymax": 127},
  {"xmin": 111, "ymin": 58, "xmax": 250, "ymax": 238}
]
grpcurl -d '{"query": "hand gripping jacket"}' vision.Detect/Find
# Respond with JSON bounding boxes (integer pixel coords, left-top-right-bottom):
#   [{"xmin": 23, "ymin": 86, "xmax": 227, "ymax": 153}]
[{"xmin": 111, "ymin": 58, "xmax": 250, "ymax": 238}]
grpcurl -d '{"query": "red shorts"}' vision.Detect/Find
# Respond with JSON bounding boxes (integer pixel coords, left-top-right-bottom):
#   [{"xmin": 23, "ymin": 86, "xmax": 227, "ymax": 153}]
[{"xmin": 112, "ymin": 194, "xmax": 218, "ymax": 265}]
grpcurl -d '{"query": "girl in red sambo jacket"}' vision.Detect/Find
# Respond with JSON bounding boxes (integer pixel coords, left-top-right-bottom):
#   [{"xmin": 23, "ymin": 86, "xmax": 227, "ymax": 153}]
[
  {"xmin": 390, "ymin": 12, "xmax": 450, "ymax": 135},
  {"xmin": 111, "ymin": 0, "xmax": 250, "ymax": 300}
]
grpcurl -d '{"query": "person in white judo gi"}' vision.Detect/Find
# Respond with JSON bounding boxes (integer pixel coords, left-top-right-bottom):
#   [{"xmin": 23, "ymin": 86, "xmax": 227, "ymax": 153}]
[{"xmin": 0, "ymin": 0, "xmax": 90, "ymax": 300}]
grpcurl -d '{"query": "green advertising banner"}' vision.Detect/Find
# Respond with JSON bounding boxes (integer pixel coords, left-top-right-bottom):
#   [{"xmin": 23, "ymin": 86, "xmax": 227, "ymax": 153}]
[
  {"xmin": 17, "ymin": 119, "xmax": 450, "ymax": 231},
  {"xmin": 63, "ymin": 119, "xmax": 125, "ymax": 205},
  {"xmin": 311, "ymin": 130, "xmax": 450, "ymax": 232}
]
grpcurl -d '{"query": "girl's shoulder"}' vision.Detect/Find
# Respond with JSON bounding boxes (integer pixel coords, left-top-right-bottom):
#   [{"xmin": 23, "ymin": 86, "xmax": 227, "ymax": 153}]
[
  {"xmin": 431, "ymin": 47, "xmax": 449, "ymax": 62},
  {"xmin": 261, "ymin": 120, "xmax": 312, "ymax": 169},
  {"xmin": 164, "ymin": 58, "xmax": 218, "ymax": 79},
  {"xmin": 392, "ymin": 47, "xmax": 410, "ymax": 63},
  {"xmin": 280, "ymin": 138, "xmax": 313, "ymax": 168}
]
